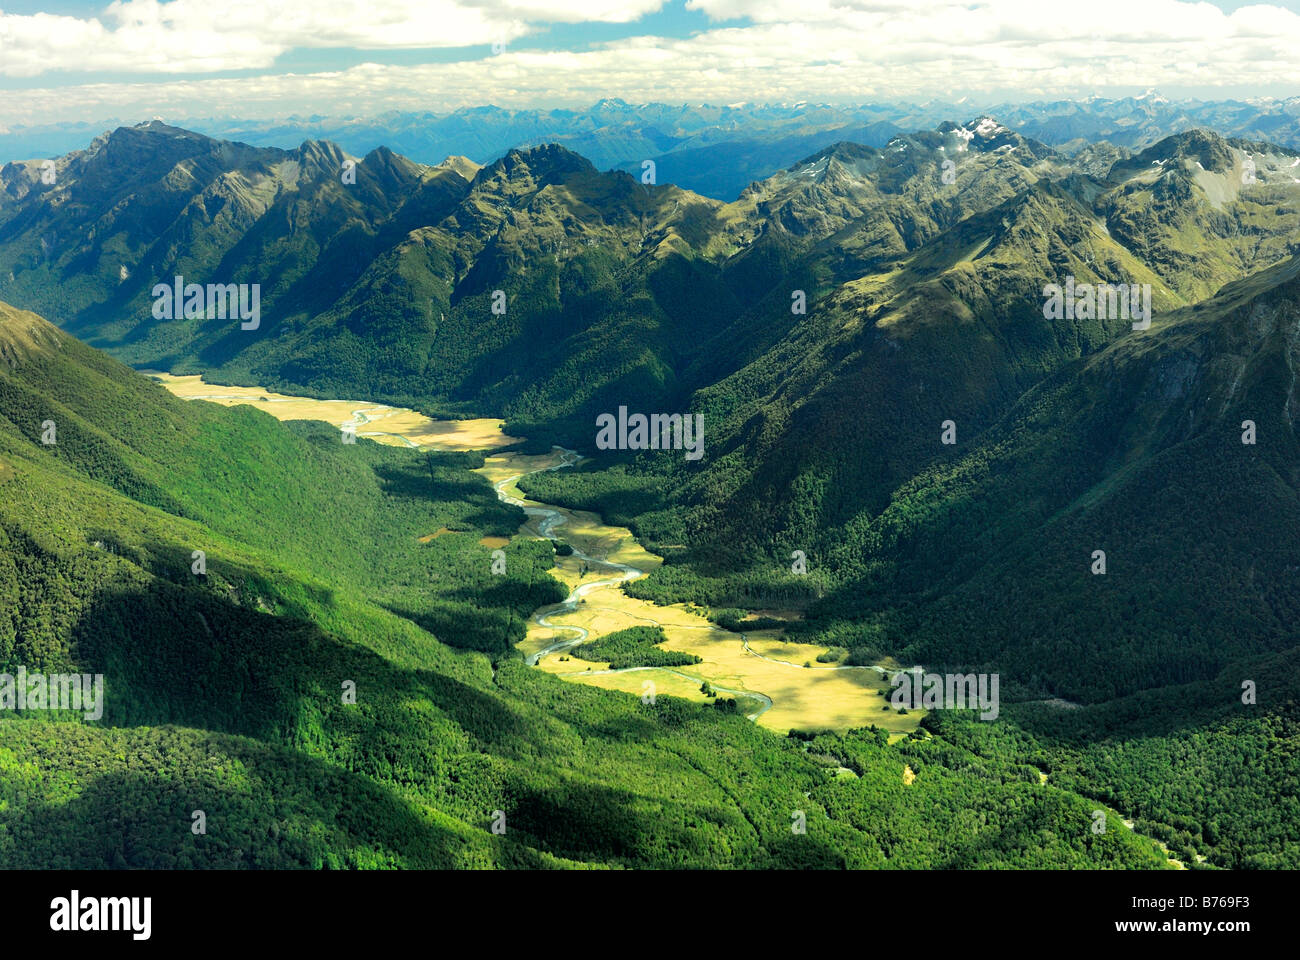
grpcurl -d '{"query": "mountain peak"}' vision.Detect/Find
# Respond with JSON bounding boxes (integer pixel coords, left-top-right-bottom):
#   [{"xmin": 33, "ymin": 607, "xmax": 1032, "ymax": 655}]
[
  {"xmin": 797, "ymin": 141, "xmax": 879, "ymax": 167},
  {"xmin": 113, "ymin": 120, "xmax": 210, "ymax": 143},
  {"xmin": 1131, "ymin": 128, "xmax": 1235, "ymax": 174},
  {"xmin": 476, "ymin": 143, "xmax": 595, "ymax": 186},
  {"xmin": 964, "ymin": 115, "xmax": 1009, "ymax": 138},
  {"xmin": 434, "ymin": 155, "xmax": 482, "ymax": 181},
  {"xmin": 80, "ymin": 121, "xmax": 219, "ymax": 168},
  {"xmin": 295, "ymin": 139, "xmax": 349, "ymax": 169}
]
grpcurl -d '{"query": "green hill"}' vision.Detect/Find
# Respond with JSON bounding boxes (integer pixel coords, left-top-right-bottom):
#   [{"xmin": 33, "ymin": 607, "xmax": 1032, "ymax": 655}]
[
  {"xmin": 0, "ymin": 301, "xmax": 1179, "ymax": 868},
  {"xmin": 4, "ymin": 120, "xmax": 1300, "ymax": 868}
]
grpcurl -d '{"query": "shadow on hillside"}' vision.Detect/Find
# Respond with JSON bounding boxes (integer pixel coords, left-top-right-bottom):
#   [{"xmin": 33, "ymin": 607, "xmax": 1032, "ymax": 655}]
[
  {"xmin": 87, "ymin": 534, "xmax": 339, "ymax": 616},
  {"xmin": 66, "ymin": 558, "xmax": 545, "ymax": 764},
  {"xmin": 380, "ymin": 601, "xmax": 519, "ymax": 657},
  {"xmin": 0, "ymin": 726, "xmax": 477, "ymax": 868},
  {"xmin": 371, "ymin": 461, "xmax": 491, "ymax": 505}
]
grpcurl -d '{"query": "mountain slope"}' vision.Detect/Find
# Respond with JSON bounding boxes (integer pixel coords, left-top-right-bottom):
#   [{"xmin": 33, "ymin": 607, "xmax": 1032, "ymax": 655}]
[
  {"xmin": 0, "ymin": 126, "xmax": 740, "ymax": 425},
  {"xmin": 0, "ymin": 301, "xmax": 1176, "ymax": 869}
]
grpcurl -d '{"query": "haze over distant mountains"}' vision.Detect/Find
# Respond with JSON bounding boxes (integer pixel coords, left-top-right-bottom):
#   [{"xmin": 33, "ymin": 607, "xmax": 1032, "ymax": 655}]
[{"xmin": 10, "ymin": 94, "xmax": 1300, "ymax": 201}]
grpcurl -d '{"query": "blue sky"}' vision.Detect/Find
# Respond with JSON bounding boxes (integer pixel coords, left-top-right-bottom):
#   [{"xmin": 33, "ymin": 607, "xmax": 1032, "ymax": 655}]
[{"xmin": 3, "ymin": 1, "xmax": 1300, "ymax": 126}]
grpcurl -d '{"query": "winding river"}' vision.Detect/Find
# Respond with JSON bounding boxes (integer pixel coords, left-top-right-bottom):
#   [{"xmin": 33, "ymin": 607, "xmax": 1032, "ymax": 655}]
[
  {"xmin": 489, "ymin": 447, "xmax": 774, "ymax": 720},
  {"xmin": 155, "ymin": 373, "xmax": 919, "ymax": 735}
]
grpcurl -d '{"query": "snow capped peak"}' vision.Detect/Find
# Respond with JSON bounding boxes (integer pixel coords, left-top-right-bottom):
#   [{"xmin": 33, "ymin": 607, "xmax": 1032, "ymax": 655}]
[
  {"xmin": 799, "ymin": 155, "xmax": 830, "ymax": 177},
  {"xmin": 968, "ymin": 116, "xmax": 1005, "ymax": 138}
]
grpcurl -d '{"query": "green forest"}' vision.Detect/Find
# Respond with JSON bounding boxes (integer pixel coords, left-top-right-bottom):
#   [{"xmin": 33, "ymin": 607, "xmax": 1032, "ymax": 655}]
[
  {"xmin": 0, "ymin": 303, "xmax": 1180, "ymax": 869},
  {"xmin": 570, "ymin": 625, "xmax": 702, "ymax": 669},
  {"xmin": 1, "ymin": 118, "xmax": 1298, "ymax": 870}
]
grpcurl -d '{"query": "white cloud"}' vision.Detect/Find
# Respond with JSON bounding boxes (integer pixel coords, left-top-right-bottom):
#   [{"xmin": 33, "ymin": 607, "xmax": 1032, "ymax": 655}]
[
  {"xmin": 0, "ymin": 0, "xmax": 668, "ymax": 76},
  {"xmin": 4, "ymin": 0, "xmax": 1300, "ymax": 123}
]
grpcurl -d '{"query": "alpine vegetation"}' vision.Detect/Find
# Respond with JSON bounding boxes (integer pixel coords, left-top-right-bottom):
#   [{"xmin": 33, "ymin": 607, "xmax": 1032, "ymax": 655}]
[
  {"xmin": 151, "ymin": 276, "xmax": 261, "ymax": 330},
  {"xmin": 1042, "ymin": 276, "xmax": 1152, "ymax": 329},
  {"xmin": 595, "ymin": 406, "xmax": 704, "ymax": 460}
]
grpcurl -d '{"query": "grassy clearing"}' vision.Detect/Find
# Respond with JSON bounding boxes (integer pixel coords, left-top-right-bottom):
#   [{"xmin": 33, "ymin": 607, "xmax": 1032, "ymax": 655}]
[
  {"xmin": 142, "ymin": 399, "xmax": 920, "ymax": 738},
  {"xmin": 537, "ymin": 607, "xmax": 924, "ymax": 734},
  {"xmin": 417, "ymin": 527, "xmax": 456, "ymax": 542},
  {"xmin": 480, "ymin": 445, "xmax": 923, "ymax": 735},
  {"xmin": 153, "ymin": 373, "xmax": 519, "ymax": 450}
]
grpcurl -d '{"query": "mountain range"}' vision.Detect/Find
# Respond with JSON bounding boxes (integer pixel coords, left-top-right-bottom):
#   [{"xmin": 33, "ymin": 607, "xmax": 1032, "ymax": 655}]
[
  {"xmin": 1, "ymin": 112, "xmax": 1299, "ymax": 868},
  {"xmin": 12, "ymin": 94, "xmax": 1300, "ymax": 202}
]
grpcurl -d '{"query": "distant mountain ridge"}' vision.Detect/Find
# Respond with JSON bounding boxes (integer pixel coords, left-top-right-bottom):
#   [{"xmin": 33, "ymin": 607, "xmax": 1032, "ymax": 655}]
[{"xmin": 10, "ymin": 95, "xmax": 1300, "ymax": 200}]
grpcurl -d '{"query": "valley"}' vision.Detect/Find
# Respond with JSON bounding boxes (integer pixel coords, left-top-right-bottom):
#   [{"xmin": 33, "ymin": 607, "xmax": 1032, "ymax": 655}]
[
  {"xmin": 4, "ymin": 106, "xmax": 1299, "ymax": 870},
  {"xmin": 155, "ymin": 374, "xmax": 920, "ymax": 736},
  {"xmin": 482, "ymin": 445, "xmax": 922, "ymax": 736}
]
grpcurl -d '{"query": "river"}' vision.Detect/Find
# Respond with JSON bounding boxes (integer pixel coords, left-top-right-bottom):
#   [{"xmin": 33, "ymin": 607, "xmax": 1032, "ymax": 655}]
[{"xmin": 155, "ymin": 373, "xmax": 919, "ymax": 735}]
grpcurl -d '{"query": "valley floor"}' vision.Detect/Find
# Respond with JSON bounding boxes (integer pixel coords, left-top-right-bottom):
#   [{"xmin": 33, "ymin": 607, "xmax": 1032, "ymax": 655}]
[
  {"xmin": 148, "ymin": 373, "xmax": 522, "ymax": 450},
  {"xmin": 156, "ymin": 374, "xmax": 922, "ymax": 736}
]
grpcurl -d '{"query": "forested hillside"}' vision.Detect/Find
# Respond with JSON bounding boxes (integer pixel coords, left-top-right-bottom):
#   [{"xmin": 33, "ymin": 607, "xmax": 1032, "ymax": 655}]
[
  {"xmin": 510, "ymin": 132, "xmax": 1300, "ymax": 869},
  {"xmin": 0, "ymin": 301, "xmax": 1178, "ymax": 868},
  {"xmin": 3, "ymin": 116, "xmax": 1300, "ymax": 869}
]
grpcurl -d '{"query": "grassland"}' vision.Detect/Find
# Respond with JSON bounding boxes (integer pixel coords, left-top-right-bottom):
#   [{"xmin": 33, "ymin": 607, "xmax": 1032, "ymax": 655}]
[
  {"xmin": 538, "ymin": 608, "xmax": 922, "ymax": 735},
  {"xmin": 150, "ymin": 373, "xmax": 521, "ymax": 450},
  {"xmin": 477, "ymin": 447, "xmax": 923, "ymax": 735},
  {"xmin": 151, "ymin": 381, "xmax": 923, "ymax": 735}
]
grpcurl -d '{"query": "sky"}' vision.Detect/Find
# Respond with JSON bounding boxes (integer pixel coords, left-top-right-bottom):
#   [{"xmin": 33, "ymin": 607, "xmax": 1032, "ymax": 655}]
[{"xmin": 3, "ymin": 0, "xmax": 1300, "ymax": 126}]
